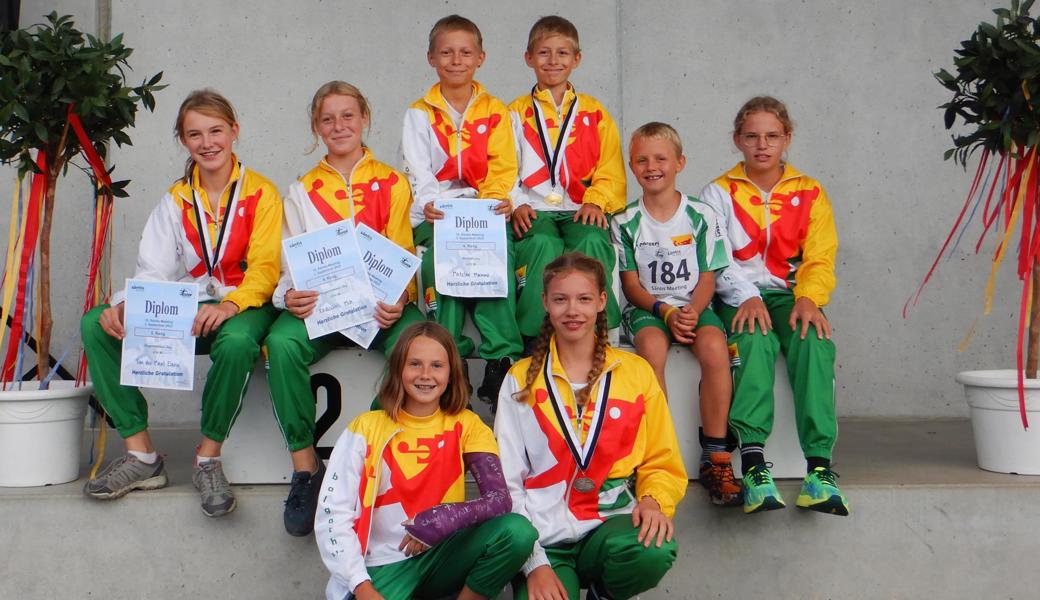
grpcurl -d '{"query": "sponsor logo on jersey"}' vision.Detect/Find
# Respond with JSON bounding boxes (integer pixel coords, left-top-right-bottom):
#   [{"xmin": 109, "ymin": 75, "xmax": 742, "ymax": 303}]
[{"xmin": 671, "ymin": 234, "xmax": 692, "ymax": 247}]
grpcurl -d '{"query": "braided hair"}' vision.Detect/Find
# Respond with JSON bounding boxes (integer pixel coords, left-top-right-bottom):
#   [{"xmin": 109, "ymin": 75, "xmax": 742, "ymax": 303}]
[{"xmin": 514, "ymin": 252, "xmax": 610, "ymax": 406}]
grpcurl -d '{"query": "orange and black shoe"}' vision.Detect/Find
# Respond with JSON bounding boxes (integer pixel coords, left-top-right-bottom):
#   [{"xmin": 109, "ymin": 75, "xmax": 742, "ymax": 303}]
[{"xmin": 699, "ymin": 451, "xmax": 743, "ymax": 507}]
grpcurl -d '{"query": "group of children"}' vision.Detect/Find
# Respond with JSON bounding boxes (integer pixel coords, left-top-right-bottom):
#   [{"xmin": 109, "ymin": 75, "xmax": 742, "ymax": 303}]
[{"xmin": 78, "ymin": 12, "xmax": 845, "ymax": 600}]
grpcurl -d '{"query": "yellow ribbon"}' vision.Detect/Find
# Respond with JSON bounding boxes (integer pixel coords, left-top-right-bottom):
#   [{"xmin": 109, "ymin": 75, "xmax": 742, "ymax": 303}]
[{"xmin": 0, "ymin": 176, "xmax": 26, "ymax": 363}]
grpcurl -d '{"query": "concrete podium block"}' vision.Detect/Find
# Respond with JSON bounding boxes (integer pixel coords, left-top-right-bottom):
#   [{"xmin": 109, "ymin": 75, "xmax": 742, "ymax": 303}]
[{"xmin": 221, "ymin": 346, "xmax": 807, "ymax": 483}]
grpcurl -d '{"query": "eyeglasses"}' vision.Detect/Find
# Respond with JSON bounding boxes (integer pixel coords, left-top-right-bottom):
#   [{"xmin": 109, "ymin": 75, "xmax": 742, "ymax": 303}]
[{"xmin": 738, "ymin": 132, "xmax": 787, "ymax": 148}]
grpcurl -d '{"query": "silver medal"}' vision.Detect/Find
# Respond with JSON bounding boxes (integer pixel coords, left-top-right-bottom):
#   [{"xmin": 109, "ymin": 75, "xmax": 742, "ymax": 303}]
[
  {"xmin": 573, "ymin": 476, "xmax": 596, "ymax": 493},
  {"xmin": 206, "ymin": 278, "xmax": 219, "ymax": 298}
]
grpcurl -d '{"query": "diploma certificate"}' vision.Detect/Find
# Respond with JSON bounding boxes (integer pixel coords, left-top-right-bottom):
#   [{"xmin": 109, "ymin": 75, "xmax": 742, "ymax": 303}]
[
  {"xmin": 433, "ymin": 199, "xmax": 508, "ymax": 298},
  {"xmin": 120, "ymin": 279, "xmax": 199, "ymax": 390},
  {"xmin": 282, "ymin": 221, "xmax": 378, "ymax": 339},
  {"xmin": 340, "ymin": 224, "xmax": 421, "ymax": 349}
]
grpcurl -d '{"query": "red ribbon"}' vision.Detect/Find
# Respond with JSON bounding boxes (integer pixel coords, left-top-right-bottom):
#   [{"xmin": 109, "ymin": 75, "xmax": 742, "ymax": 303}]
[{"xmin": 2, "ymin": 151, "xmax": 48, "ymax": 382}]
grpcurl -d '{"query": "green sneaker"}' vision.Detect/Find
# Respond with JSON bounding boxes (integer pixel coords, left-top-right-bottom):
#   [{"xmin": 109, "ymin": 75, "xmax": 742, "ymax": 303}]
[
  {"xmin": 796, "ymin": 467, "xmax": 849, "ymax": 516},
  {"xmin": 742, "ymin": 463, "xmax": 785, "ymax": 514}
]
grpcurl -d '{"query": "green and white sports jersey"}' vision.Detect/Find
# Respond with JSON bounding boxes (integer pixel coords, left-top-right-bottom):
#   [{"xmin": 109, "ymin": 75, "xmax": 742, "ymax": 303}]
[{"xmin": 611, "ymin": 194, "xmax": 728, "ymax": 307}]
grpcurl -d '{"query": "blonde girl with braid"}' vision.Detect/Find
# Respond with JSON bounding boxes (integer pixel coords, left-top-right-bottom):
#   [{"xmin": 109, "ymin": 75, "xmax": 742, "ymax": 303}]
[{"xmin": 494, "ymin": 252, "xmax": 687, "ymax": 600}]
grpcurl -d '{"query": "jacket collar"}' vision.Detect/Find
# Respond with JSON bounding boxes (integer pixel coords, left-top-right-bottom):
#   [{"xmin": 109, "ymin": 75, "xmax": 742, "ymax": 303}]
[
  {"xmin": 546, "ymin": 335, "xmax": 623, "ymax": 386},
  {"xmin": 423, "ymin": 80, "xmax": 487, "ymax": 113},
  {"xmin": 532, "ymin": 83, "xmax": 576, "ymax": 112},
  {"xmin": 317, "ymin": 147, "xmax": 373, "ymax": 179},
  {"xmin": 725, "ymin": 161, "xmax": 803, "ymax": 186},
  {"xmin": 174, "ymin": 154, "xmax": 243, "ymax": 212}
]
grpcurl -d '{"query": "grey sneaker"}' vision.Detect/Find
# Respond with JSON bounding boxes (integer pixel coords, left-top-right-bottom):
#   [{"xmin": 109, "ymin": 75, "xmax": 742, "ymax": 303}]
[
  {"xmin": 84, "ymin": 454, "xmax": 168, "ymax": 500},
  {"xmin": 192, "ymin": 460, "xmax": 237, "ymax": 517}
]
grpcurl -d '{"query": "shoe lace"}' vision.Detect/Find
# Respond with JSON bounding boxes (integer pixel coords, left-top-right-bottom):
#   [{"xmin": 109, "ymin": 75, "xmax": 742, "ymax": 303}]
[
  {"xmin": 814, "ymin": 467, "xmax": 839, "ymax": 487},
  {"xmin": 98, "ymin": 455, "xmax": 132, "ymax": 485},
  {"xmin": 197, "ymin": 462, "xmax": 230, "ymax": 498},
  {"xmin": 284, "ymin": 472, "xmax": 313, "ymax": 510},
  {"xmin": 748, "ymin": 464, "xmax": 774, "ymax": 486},
  {"xmin": 713, "ymin": 463, "xmax": 737, "ymax": 486}
]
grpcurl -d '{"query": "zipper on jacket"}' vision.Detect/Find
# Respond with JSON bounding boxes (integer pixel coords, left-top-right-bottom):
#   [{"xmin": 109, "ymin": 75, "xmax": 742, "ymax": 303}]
[
  {"xmin": 456, "ymin": 89, "xmax": 481, "ymax": 183},
  {"xmin": 328, "ymin": 154, "xmax": 367, "ymax": 222},
  {"xmin": 762, "ymin": 189, "xmax": 771, "ymax": 283},
  {"xmin": 759, "ymin": 169, "xmax": 800, "ymax": 283},
  {"xmin": 456, "ymin": 128, "xmax": 463, "ymax": 181}
]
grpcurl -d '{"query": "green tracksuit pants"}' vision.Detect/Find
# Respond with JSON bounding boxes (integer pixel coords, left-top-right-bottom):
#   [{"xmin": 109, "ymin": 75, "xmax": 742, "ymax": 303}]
[
  {"xmin": 80, "ymin": 303, "xmax": 277, "ymax": 442},
  {"xmin": 512, "ymin": 514, "xmax": 677, "ymax": 600},
  {"xmin": 366, "ymin": 513, "xmax": 537, "ymax": 600},
  {"xmin": 262, "ymin": 304, "xmax": 424, "ymax": 451},
  {"xmin": 716, "ymin": 289, "xmax": 837, "ymax": 460},
  {"xmin": 415, "ymin": 222, "xmax": 523, "ymax": 360},
  {"xmin": 513, "ymin": 211, "xmax": 621, "ymax": 338}
]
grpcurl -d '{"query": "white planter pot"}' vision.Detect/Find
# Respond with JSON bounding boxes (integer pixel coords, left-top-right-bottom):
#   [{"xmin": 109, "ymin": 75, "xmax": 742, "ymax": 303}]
[
  {"xmin": 0, "ymin": 380, "xmax": 92, "ymax": 487},
  {"xmin": 957, "ymin": 369, "xmax": 1040, "ymax": 475}
]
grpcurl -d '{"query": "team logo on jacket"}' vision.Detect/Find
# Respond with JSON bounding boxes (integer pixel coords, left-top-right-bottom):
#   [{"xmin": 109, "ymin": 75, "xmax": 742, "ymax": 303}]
[
  {"xmin": 424, "ymin": 286, "xmax": 438, "ymax": 312},
  {"xmin": 377, "ymin": 423, "xmax": 466, "ymax": 516},
  {"xmin": 728, "ymin": 342, "xmax": 741, "ymax": 368},
  {"xmin": 671, "ymin": 234, "xmax": 692, "ymax": 247},
  {"xmin": 730, "ymin": 182, "xmax": 820, "ymax": 284}
]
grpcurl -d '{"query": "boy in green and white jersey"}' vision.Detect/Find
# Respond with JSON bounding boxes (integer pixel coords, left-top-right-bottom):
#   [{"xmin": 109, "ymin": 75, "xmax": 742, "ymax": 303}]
[{"xmin": 611, "ymin": 122, "xmax": 740, "ymax": 507}]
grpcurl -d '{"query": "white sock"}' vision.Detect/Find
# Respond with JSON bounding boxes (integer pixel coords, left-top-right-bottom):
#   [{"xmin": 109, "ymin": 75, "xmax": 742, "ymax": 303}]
[
  {"xmin": 195, "ymin": 454, "xmax": 222, "ymax": 466},
  {"xmin": 128, "ymin": 450, "xmax": 158, "ymax": 464}
]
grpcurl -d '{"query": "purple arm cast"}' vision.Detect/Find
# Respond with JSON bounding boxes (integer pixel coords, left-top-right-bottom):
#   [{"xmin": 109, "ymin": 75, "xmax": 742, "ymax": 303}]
[{"xmin": 404, "ymin": 452, "xmax": 512, "ymax": 546}]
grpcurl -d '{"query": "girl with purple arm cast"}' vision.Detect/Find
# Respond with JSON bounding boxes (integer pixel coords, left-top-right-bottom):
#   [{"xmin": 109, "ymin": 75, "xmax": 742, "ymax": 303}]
[{"xmin": 315, "ymin": 321, "xmax": 537, "ymax": 600}]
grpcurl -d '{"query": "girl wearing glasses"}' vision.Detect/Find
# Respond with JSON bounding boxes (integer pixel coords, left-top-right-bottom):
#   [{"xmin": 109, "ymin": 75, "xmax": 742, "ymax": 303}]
[{"xmin": 699, "ymin": 96, "xmax": 847, "ymax": 517}]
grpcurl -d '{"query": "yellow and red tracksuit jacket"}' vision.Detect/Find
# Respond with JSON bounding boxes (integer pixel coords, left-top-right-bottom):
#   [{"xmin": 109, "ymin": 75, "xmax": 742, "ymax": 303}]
[
  {"xmin": 494, "ymin": 340, "xmax": 687, "ymax": 575},
  {"xmin": 274, "ymin": 149, "xmax": 417, "ymax": 308},
  {"xmin": 316, "ymin": 408, "xmax": 498, "ymax": 599},
  {"xmin": 111, "ymin": 159, "xmax": 282, "ymax": 310},
  {"xmin": 509, "ymin": 85, "xmax": 626, "ymax": 214},
  {"xmin": 401, "ymin": 81, "xmax": 518, "ymax": 226},
  {"xmin": 700, "ymin": 163, "xmax": 838, "ymax": 308}
]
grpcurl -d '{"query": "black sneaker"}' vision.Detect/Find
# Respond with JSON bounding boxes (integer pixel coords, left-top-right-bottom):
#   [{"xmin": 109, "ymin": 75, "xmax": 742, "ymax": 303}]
[
  {"xmin": 283, "ymin": 458, "xmax": 326, "ymax": 536},
  {"xmin": 476, "ymin": 357, "xmax": 512, "ymax": 411}
]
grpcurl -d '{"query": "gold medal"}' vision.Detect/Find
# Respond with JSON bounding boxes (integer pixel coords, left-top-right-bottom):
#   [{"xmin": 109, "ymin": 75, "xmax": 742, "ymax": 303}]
[
  {"xmin": 573, "ymin": 476, "xmax": 596, "ymax": 493},
  {"xmin": 531, "ymin": 87, "xmax": 578, "ymax": 212}
]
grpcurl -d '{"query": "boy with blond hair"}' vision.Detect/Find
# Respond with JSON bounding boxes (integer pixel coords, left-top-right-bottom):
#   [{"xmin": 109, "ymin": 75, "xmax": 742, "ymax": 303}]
[
  {"xmin": 612, "ymin": 122, "xmax": 741, "ymax": 507},
  {"xmin": 401, "ymin": 14, "xmax": 523, "ymax": 405},
  {"xmin": 509, "ymin": 15, "xmax": 626, "ymax": 343}
]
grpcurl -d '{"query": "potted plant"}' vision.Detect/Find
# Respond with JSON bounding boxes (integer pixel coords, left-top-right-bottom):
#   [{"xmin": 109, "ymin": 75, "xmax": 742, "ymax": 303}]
[
  {"xmin": 0, "ymin": 12, "xmax": 163, "ymax": 486},
  {"xmin": 910, "ymin": 0, "xmax": 1040, "ymax": 473}
]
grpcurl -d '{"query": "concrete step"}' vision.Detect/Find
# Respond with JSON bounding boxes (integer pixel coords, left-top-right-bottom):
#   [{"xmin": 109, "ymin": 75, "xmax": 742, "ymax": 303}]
[{"xmin": 1, "ymin": 419, "xmax": 1036, "ymax": 599}]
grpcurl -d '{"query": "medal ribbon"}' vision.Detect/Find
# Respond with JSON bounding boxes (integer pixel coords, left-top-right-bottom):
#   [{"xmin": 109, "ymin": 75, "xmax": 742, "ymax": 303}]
[
  {"xmin": 531, "ymin": 87, "xmax": 579, "ymax": 192},
  {"xmin": 190, "ymin": 164, "xmax": 244, "ymax": 283},
  {"xmin": 542, "ymin": 351, "xmax": 611, "ymax": 471}
]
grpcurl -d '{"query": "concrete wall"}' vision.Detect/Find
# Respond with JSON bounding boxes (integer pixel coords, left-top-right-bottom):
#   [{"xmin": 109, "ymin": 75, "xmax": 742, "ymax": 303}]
[{"xmin": 3, "ymin": 0, "xmax": 1018, "ymax": 418}]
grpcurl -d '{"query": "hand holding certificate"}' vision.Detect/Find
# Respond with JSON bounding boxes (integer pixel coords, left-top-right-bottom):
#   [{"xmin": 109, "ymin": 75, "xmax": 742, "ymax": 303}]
[
  {"xmin": 340, "ymin": 224, "xmax": 421, "ymax": 348},
  {"xmin": 120, "ymin": 279, "xmax": 199, "ymax": 391},
  {"xmin": 433, "ymin": 199, "xmax": 508, "ymax": 298},
  {"xmin": 282, "ymin": 221, "xmax": 378, "ymax": 340}
]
